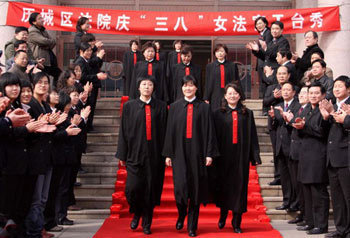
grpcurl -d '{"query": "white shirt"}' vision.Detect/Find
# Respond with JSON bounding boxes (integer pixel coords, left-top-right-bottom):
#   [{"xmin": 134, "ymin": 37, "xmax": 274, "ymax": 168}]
[
  {"xmin": 282, "ymin": 60, "xmax": 290, "ymax": 66},
  {"xmin": 218, "ymin": 59, "xmax": 225, "ymax": 64},
  {"xmin": 336, "ymin": 96, "xmax": 349, "ymax": 111},
  {"xmin": 140, "ymin": 97, "xmax": 152, "ymax": 104},
  {"xmin": 185, "ymin": 96, "xmax": 196, "ymax": 103},
  {"xmin": 284, "ymin": 98, "xmax": 294, "ymax": 110}
]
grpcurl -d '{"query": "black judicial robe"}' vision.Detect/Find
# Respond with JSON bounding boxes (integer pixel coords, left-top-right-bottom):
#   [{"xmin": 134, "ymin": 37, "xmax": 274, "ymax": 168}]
[
  {"xmin": 155, "ymin": 51, "xmax": 167, "ymax": 71},
  {"xmin": 212, "ymin": 104, "xmax": 261, "ymax": 213},
  {"xmin": 116, "ymin": 98, "xmax": 167, "ymax": 211},
  {"xmin": 172, "ymin": 62, "xmax": 202, "ymax": 101},
  {"xmin": 166, "ymin": 51, "xmax": 181, "ymax": 102},
  {"xmin": 129, "ymin": 60, "xmax": 167, "ymax": 102},
  {"xmin": 162, "ymin": 98, "xmax": 219, "ymax": 206},
  {"xmin": 122, "ymin": 50, "xmax": 143, "ymax": 96},
  {"xmin": 296, "ymin": 104, "xmax": 330, "ymax": 184},
  {"xmin": 204, "ymin": 60, "xmax": 240, "ymax": 111}
]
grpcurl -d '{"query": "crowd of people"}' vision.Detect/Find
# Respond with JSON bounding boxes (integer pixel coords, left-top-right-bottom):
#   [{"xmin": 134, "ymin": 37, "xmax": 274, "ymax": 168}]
[{"xmin": 0, "ymin": 10, "xmax": 349, "ymax": 238}]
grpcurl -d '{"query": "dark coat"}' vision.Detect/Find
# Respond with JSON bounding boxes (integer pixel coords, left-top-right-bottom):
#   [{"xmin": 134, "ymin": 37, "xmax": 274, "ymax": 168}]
[
  {"xmin": 166, "ymin": 51, "xmax": 181, "ymax": 78},
  {"xmin": 162, "ymin": 98, "xmax": 219, "ymax": 206},
  {"xmin": 212, "ymin": 104, "xmax": 261, "ymax": 213},
  {"xmin": 74, "ymin": 31, "xmax": 84, "ymax": 57},
  {"xmin": 344, "ymin": 116, "xmax": 350, "ymax": 165},
  {"xmin": 204, "ymin": 60, "xmax": 240, "ymax": 111},
  {"xmin": 69, "ymin": 105, "xmax": 87, "ymax": 154},
  {"xmin": 74, "ymin": 56, "xmax": 100, "ymax": 88},
  {"xmin": 27, "ymin": 98, "xmax": 54, "ymax": 175},
  {"xmin": 116, "ymin": 98, "xmax": 167, "ymax": 210},
  {"xmin": 326, "ymin": 98, "xmax": 350, "ymax": 168},
  {"xmin": 295, "ymin": 44, "xmax": 322, "ymax": 83},
  {"xmin": 290, "ymin": 105, "xmax": 307, "ymax": 161},
  {"xmin": 297, "ymin": 104, "xmax": 330, "ymax": 184},
  {"xmin": 122, "ymin": 50, "xmax": 143, "ymax": 96},
  {"xmin": 253, "ymin": 35, "xmax": 290, "ymax": 69},
  {"xmin": 256, "ymin": 28, "xmax": 273, "ymax": 71},
  {"xmin": 129, "ymin": 60, "xmax": 167, "ymax": 102},
  {"xmin": 316, "ymin": 75, "xmax": 334, "ymax": 101},
  {"xmin": 273, "ymin": 99, "xmax": 301, "ymax": 157},
  {"xmin": 263, "ymin": 84, "xmax": 283, "ymax": 131},
  {"xmin": 172, "ymin": 62, "xmax": 202, "ymax": 101}
]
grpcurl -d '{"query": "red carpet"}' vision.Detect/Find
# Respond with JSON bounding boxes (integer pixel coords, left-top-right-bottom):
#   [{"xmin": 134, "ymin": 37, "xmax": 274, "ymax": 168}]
[
  {"xmin": 94, "ymin": 97, "xmax": 281, "ymax": 237},
  {"xmin": 93, "ymin": 166, "xmax": 282, "ymax": 237}
]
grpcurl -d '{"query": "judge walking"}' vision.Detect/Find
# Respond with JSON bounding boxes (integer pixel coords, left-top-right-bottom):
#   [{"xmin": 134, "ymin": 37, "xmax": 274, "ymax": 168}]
[
  {"xmin": 212, "ymin": 83, "xmax": 261, "ymax": 233},
  {"xmin": 162, "ymin": 75, "xmax": 219, "ymax": 237},
  {"xmin": 116, "ymin": 76, "xmax": 167, "ymax": 235}
]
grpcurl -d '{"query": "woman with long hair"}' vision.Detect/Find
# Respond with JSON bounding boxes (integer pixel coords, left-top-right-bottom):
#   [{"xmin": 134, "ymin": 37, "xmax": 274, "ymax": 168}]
[{"xmin": 212, "ymin": 83, "xmax": 261, "ymax": 233}]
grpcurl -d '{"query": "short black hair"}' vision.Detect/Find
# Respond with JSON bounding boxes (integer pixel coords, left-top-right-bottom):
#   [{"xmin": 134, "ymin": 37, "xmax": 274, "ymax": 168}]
[
  {"xmin": 29, "ymin": 12, "xmax": 40, "ymax": 25},
  {"xmin": 172, "ymin": 40, "xmax": 183, "ymax": 48},
  {"xmin": 334, "ymin": 75, "xmax": 350, "ymax": 88},
  {"xmin": 15, "ymin": 26, "xmax": 28, "ymax": 34},
  {"xmin": 310, "ymin": 49, "xmax": 324, "ymax": 60},
  {"xmin": 311, "ymin": 59, "xmax": 326, "ymax": 68},
  {"xmin": 137, "ymin": 76, "xmax": 155, "ymax": 89},
  {"xmin": 180, "ymin": 44, "xmax": 193, "ymax": 55},
  {"xmin": 213, "ymin": 43, "xmax": 228, "ymax": 55},
  {"xmin": 277, "ymin": 49, "xmax": 292, "ymax": 60},
  {"xmin": 304, "ymin": 30, "xmax": 318, "ymax": 39},
  {"xmin": 0, "ymin": 73, "xmax": 22, "ymax": 109},
  {"xmin": 281, "ymin": 81, "xmax": 295, "ymax": 91},
  {"xmin": 14, "ymin": 40, "xmax": 27, "ymax": 49},
  {"xmin": 271, "ymin": 21, "xmax": 284, "ymax": 30},
  {"xmin": 20, "ymin": 78, "xmax": 33, "ymax": 92},
  {"xmin": 129, "ymin": 40, "xmax": 139, "ymax": 47},
  {"xmin": 277, "ymin": 65, "xmax": 290, "ymax": 74},
  {"xmin": 79, "ymin": 42, "xmax": 92, "ymax": 52},
  {"xmin": 81, "ymin": 33, "xmax": 96, "ymax": 43},
  {"xmin": 309, "ymin": 81, "xmax": 326, "ymax": 94},
  {"xmin": 181, "ymin": 75, "xmax": 198, "ymax": 88},
  {"xmin": 254, "ymin": 16, "xmax": 269, "ymax": 32},
  {"xmin": 76, "ymin": 17, "xmax": 89, "ymax": 32},
  {"xmin": 14, "ymin": 50, "xmax": 27, "ymax": 58},
  {"xmin": 141, "ymin": 41, "xmax": 156, "ymax": 54},
  {"xmin": 55, "ymin": 91, "xmax": 71, "ymax": 112},
  {"xmin": 32, "ymin": 72, "xmax": 50, "ymax": 87}
]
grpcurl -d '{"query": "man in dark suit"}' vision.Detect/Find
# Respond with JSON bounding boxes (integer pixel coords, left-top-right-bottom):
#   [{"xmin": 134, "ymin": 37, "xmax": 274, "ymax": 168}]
[
  {"xmin": 319, "ymin": 76, "xmax": 350, "ymax": 238},
  {"xmin": 294, "ymin": 82, "xmax": 330, "ymax": 235},
  {"xmin": 292, "ymin": 31, "xmax": 322, "ymax": 85},
  {"xmin": 310, "ymin": 59, "xmax": 334, "ymax": 101},
  {"xmin": 263, "ymin": 65, "xmax": 291, "ymax": 186},
  {"xmin": 269, "ymin": 82, "xmax": 300, "ymax": 211}
]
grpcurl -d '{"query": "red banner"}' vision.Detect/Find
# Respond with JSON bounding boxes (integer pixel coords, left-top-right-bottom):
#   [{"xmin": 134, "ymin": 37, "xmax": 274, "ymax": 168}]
[{"xmin": 6, "ymin": 2, "xmax": 340, "ymax": 36}]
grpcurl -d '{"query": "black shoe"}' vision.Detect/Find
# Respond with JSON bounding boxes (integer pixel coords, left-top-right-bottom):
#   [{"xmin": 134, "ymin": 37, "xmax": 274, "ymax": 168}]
[
  {"xmin": 130, "ymin": 215, "xmax": 140, "ymax": 230},
  {"xmin": 176, "ymin": 216, "xmax": 185, "ymax": 230},
  {"xmin": 218, "ymin": 212, "xmax": 227, "ymax": 229},
  {"xmin": 275, "ymin": 204, "xmax": 289, "ymax": 210},
  {"xmin": 325, "ymin": 231, "xmax": 343, "ymax": 238},
  {"xmin": 287, "ymin": 206, "xmax": 299, "ymax": 212},
  {"xmin": 58, "ymin": 218, "xmax": 74, "ymax": 226},
  {"xmin": 268, "ymin": 179, "xmax": 281, "ymax": 186},
  {"xmin": 296, "ymin": 225, "xmax": 314, "ymax": 231},
  {"xmin": 297, "ymin": 221, "xmax": 307, "ymax": 226},
  {"xmin": 234, "ymin": 227, "xmax": 242, "ymax": 233},
  {"xmin": 143, "ymin": 227, "xmax": 152, "ymax": 235},
  {"xmin": 262, "ymin": 112, "xmax": 268, "ymax": 116},
  {"xmin": 188, "ymin": 230, "xmax": 197, "ymax": 237},
  {"xmin": 287, "ymin": 217, "xmax": 303, "ymax": 224},
  {"xmin": 306, "ymin": 227, "xmax": 328, "ymax": 235}
]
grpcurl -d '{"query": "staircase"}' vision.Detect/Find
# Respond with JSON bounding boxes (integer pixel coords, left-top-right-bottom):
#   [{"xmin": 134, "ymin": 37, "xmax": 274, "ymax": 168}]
[{"xmin": 68, "ymin": 98, "xmax": 324, "ymax": 220}]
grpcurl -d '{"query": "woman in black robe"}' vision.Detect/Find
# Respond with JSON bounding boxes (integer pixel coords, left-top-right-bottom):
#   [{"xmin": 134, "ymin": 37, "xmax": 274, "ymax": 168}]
[
  {"xmin": 122, "ymin": 40, "xmax": 142, "ymax": 96},
  {"xmin": 166, "ymin": 40, "xmax": 183, "ymax": 103},
  {"xmin": 129, "ymin": 41, "xmax": 167, "ymax": 102},
  {"xmin": 204, "ymin": 44, "xmax": 241, "ymax": 111},
  {"xmin": 116, "ymin": 76, "xmax": 167, "ymax": 235},
  {"xmin": 212, "ymin": 83, "xmax": 261, "ymax": 233},
  {"xmin": 162, "ymin": 75, "xmax": 219, "ymax": 237}
]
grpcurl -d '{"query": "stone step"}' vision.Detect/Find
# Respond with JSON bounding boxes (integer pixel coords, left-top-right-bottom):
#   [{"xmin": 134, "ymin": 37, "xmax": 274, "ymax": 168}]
[
  {"xmin": 82, "ymin": 152, "xmax": 116, "ymax": 163},
  {"xmin": 68, "ymin": 209, "xmax": 110, "ymax": 219},
  {"xmin": 258, "ymin": 173, "xmax": 275, "ymax": 185},
  {"xmin": 96, "ymin": 99, "xmax": 121, "ymax": 109},
  {"xmin": 77, "ymin": 172, "xmax": 116, "ymax": 185},
  {"xmin": 260, "ymin": 185, "xmax": 283, "ymax": 197},
  {"xmin": 244, "ymin": 99, "xmax": 263, "ymax": 108},
  {"xmin": 74, "ymin": 184, "xmax": 115, "ymax": 197},
  {"xmin": 257, "ymin": 133, "xmax": 271, "ymax": 143},
  {"xmin": 87, "ymin": 133, "xmax": 118, "ymax": 143},
  {"xmin": 256, "ymin": 125, "xmax": 269, "ymax": 134},
  {"xmin": 256, "ymin": 162, "xmax": 275, "ymax": 174},
  {"xmin": 93, "ymin": 125, "xmax": 120, "ymax": 133},
  {"xmin": 95, "ymin": 107, "xmax": 120, "ymax": 115},
  {"xmin": 75, "ymin": 196, "xmax": 112, "ymax": 209},
  {"xmin": 260, "ymin": 152, "xmax": 274, "ymax": 163},
  {"xmin": 259, "ymin": 143, "xmax": 273, "ymax": 153},
  {"xmin": 86, "ymin": 142, "xmax": 118, "ymax": 153},
  {"xmin": 81, "ymin": 162, "xmax": 118, "ymax": 173},
  {"xmin": 266, "ymin": 209, "xmax": 334, "ymax": 220},
  {"xmin": 93, "ymin": 115, "xmax": 120, "ymax": 125},
  {"xmin": 254, "ymin": 116, "xmax": 268, "ymax": 126}
]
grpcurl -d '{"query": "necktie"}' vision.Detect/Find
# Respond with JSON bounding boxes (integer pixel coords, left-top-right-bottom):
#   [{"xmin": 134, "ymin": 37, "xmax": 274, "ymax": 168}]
[
  {"xmin": 298, "ymin": 107, "xmax": 304, "ymax": 115},
  {"xmin": 147, "ymin": 62, "xmax": 152, "ymax": 76},
  {"xmin": 145, "ymin": 105, "xmax": 152, "ymax": 141},
  {"xmin": 186, "ymin": 104, "xmax": 193, "ymax": 139},
  {"xmin": 185, "ymin": 67, "xmax": 190, "ymax": 76},
  {"xmin": 232, "ymin": 111, "xmax": 238, "ymax": 144},
  {"xmin": 220, "ymin": 64, "xmax": 225, "ymax": 88},
  {"xmin": 284, "ymin": 103, "xmax": 288, "ymax": 112}
]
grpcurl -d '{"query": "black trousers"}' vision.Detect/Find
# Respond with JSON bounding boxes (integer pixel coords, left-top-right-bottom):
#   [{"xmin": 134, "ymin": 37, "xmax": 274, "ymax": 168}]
[
  {"xmin": 303, "ymin": 183, "xmax": 329, "ymax": 229},
  {"xmin": 328, "ymin": 166, "xmax": 350, "ymax": 237},
  {"xmin": 177, "ymin": 201, "xmax": 200, "ymax": 232},
  {"xmin": 68, "ymin": 153, "xmax": 82, "ymax": 207},
  {"xmin": 220, "ymin": 208, "xmax": 242, "ymax": 228},
  {"xmin": 289, "ymin": 159, "xmax": 304, "ymax": 217},
  {"xmin": 269, "ymin": 130, "xmax": 280, "ymax": 181},
  {"xmin": 0, "ymin": 174, "xmax": 37, "ymax": 235},
  {"xmin": 87, "ymin": 87, "xmax": 99, "ymax": 130},
  {"xmin": 277, "ymin": 151, "xmax": 292, "ymax": 206}
]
